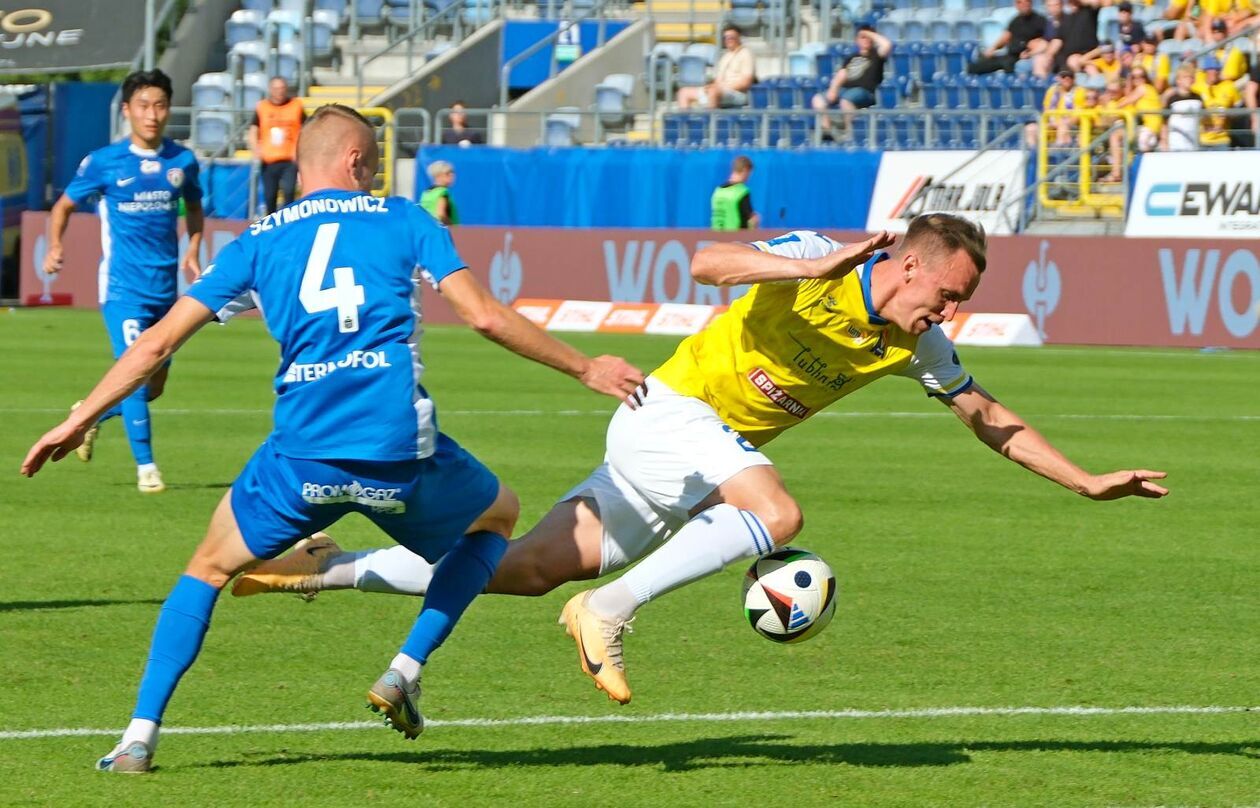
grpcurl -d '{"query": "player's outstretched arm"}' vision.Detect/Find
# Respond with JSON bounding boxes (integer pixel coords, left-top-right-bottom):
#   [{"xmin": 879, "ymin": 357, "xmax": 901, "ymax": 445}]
[
  {"xmin": 943, "ymin": 383, "xmax": 1169, "ymax": 501},
  {"xmin": 692, "ymin": 231, "xmax": 895, "ymax": 285},
  {"xmin": 21, "ymin": 298, "xmax": 215, "ymax": 478},
  {"xmin": 438, "ymin": 269, "xmax": 644, "ymax": 400}
]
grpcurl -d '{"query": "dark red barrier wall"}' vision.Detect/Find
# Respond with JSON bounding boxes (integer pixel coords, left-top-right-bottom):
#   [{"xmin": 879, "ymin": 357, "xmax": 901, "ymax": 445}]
[{"xmin": 21, "ymin": 214, "xmax": 1260, "ymax": 348}]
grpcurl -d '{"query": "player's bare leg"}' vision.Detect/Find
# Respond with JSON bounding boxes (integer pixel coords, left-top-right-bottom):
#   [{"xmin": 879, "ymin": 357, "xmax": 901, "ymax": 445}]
[
  {"xmin": 574, "ymin": 465, "xmax": 798, "ymax": 704},
  {"xmin": 233, "ymin": 496, "xmax": 604, "ymax": 598},
  {"xmin": 98, "ymin": 492, "xmax": 260, "ymax": 773}
]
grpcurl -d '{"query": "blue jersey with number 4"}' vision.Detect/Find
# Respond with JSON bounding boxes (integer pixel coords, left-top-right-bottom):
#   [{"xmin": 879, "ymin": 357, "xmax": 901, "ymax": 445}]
[
  {"xmin": 64, "ymin": 138, "xmax": 201, "ymax": 307},
  {"xmin": 185, "ymin": 190, "xmax": 466, "ymax": 461}
]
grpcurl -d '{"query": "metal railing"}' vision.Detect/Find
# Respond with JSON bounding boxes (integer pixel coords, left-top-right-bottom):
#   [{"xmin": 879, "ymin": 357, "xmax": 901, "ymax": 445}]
[
  {"xmin": 353, "ymin": 0, "xmax": 502, "ymax": 106},
  {"xmin": 499, "ymin": 0, "xmax": 613, "ymax": 107}
]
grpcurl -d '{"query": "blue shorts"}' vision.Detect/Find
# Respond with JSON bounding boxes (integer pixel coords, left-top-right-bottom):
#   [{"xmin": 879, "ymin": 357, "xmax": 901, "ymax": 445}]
[
  {"xmin": 102, "ymin": 300, "xmax": 174, "ymax": 364},
  {"xmin": 231, "ymin": 433, "xmax": 500, "ymax": 561}
]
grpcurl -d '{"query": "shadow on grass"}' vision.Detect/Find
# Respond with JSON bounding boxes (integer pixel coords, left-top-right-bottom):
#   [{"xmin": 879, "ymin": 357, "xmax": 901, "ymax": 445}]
[
  {"xmin": 193, "ymin": 735, "xmax": 1260, "ymax": 773},
  {"xmin": 109, "ymin": 482, "xmax": 232, "ymax": 491},
  {"xmin": 0, "ymin": 598, "xmax": 165, "ymax": 612}
]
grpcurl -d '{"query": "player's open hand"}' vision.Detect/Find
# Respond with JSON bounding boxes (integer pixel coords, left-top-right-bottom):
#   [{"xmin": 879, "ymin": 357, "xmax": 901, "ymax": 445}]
[
  {"xmin": 809, "ymin": 230, "xmax": 897, "ymax": 280},
  {"xmin": 580, "ymin": 355, "xmax": 645, "ymax": 402},
  {"xmin": 20, "ymin": 420, "xmax": 88, "ymax": 478},
  {"xmin": 1081, "ymin": 469, "xmax": 1169, "ymax": 500},
  {"xmin": 42, "ymin": 244, "xmax": 64, "ymax": 276}
]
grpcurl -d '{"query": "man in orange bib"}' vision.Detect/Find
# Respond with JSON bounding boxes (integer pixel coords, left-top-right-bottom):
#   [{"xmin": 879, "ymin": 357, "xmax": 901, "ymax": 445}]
[{"xmin": 248, "ymin": 76, "xmax": 306, "ymax": 214}]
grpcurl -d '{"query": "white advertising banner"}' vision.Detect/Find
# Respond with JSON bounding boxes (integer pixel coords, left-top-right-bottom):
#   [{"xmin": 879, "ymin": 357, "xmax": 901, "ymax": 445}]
[
  {"xmin": 866, "ymin": 150, "xmax": 1027, "ymax": 235},
  {"xmin": 1126, "ymin": 152, "xmax": 1260, "ymax": 238}
]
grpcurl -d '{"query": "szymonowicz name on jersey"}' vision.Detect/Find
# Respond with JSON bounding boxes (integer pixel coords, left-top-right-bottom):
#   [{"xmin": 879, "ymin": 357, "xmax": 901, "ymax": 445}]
[
  {"xmin": 283, "ymin": 350, "xmax": 392, "ymax": 383},
  {"xmin": 250, "ymin": 195, "xmax": 390, "ymax": 235}
]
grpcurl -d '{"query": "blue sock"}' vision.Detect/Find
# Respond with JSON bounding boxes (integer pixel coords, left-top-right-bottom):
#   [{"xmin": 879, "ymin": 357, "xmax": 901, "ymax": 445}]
[
  {"xmin": 133, "ymin": 575, "xmax": 220, "ymax": 723},
  {"xmin": 120, "ymin": 386, "xmax": 153, "ymax": 465},
  {"xmin": 400, "ymin": 531, "xmax": 507, "ymax": 665},
  {"xmin": 99, "ymin": 404, "xmax": 122, "ymax": 423}
]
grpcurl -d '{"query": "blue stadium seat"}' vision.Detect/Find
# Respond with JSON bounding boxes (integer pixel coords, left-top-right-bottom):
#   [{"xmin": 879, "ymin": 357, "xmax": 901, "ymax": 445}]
[
  {"xmin": 982, "ymin": 72, "xmax": 1008, "ymax": 108},
  {"xmin": 192, "ymin": 110, "xmax": 233, "ymax": 152},
  {"xmin": 877, "ymin": 81, "xmax": 898, "ymax": 108},
  {"xmin": 544, "ymin": 108, "xmax": 582, "ymax": 147},
  {"xmin": 964, "ymin": 76, "xmax": 984, "ymax": 108},
  {"xmin": 310, "ymin": 10, "xmax": 339, "ymax": 57},
  {"xmin": 314, "ymin": 0, "xmax": 349, "ymax": 18},
  {"xmin": 229, "ymin": 40, "xmax": 269, "ymax": 76},
  {"xmin": 192, "ymin": 72, "xmax": 234, "ymax": 109},
  {"xmin": 241, "ymin": 72, "xmax": 268, "ymax": 108},
  {"xmin": 354, "ymin": 0, "xmax": 386, "ymax": 25},
  {"xmin": 876, "ymin": 18, "xmax": 902, "ymax": 39},
  {"xmin": 890, "ymin": 46, "xmax": 913, "ymax": 79},
  {"xmin": 816, "ymin": 53, "xmax": 835, "ymax": 77},
  {"xmin": 921, "ymin": 81, "xmax": 942, "ymax": 109},
  {"xmin": 913, "ymin": 42, "xmax": 939, "ymax": 82},
  {"xmin": 749, "ymin": 83, "xmax": 772, "ymax": 109},
  {"xmin": 903, "ymin": 19, "xmax": 927, "ymax": 39},
  {"xmin": 769, "ymin": 114, "xmax": 812, "ymax": 148},
  {"xmin": 965, "ymin": 0, "xmax": 989, "ymax": 9},
  {"xmin": 225, "ymin": 10, "xmax": 264, "ymax": 49},
  {"xmin": 594, "ymin": 73, "xmax": 635, "ymax": 128},
  {"xmin": 241, "ymin": 0, "xmax": 272, "ymax": 11},
  {"xmin": 943, "ymin": 42, "xmax": 970, "ymax": 74},
  {"xmin": 772, "ymin": 78, "xmax": 799, "ymax": 108},
  {"xmin": 928, "ymin": 18, "xmax": 952, "ymax": 43},
  {"xmin": 849, "ymin": 115, "xmax": 871, "ymax": 148},
  {"xmin": 677, "ymin": 53, "xmax": 709, "ymax": 87},
  {"xmin": 681, "ymin": 113, "xmax": 710, "ymax": 146},
  {"xmin": 1008, "ymin": 74, "xmax": 1033, "ymax": 108},
  {"xmin": 940, "ymin": 75, "xmax": 962, "ymax": 108},
  {"xmin": 663, "ymin": 114, "xmax": 681, "ymax": 145},
  {"xmin": 953, "ymin": 18, "xmax": 978, "ymax": 41}
]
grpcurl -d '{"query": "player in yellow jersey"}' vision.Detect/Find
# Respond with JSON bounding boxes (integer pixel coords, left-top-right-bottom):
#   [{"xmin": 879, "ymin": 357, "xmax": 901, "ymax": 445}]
[{"xmin": 234, "ymin": 214, "xmax": 1169, "ymax": 705}]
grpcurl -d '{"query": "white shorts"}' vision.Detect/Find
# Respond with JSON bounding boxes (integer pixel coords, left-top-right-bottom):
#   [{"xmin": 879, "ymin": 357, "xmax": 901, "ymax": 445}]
[{"xmin": 560, "ymin": 376, "xmax": 774, "ymax": 573}]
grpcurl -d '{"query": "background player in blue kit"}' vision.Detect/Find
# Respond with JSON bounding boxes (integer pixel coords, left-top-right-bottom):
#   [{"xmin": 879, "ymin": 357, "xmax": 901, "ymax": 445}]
[
  {"xmin": 42, "ymin": 69, "xmax": 203, "ymax": 494},
  {"xmin": 22, "ymin": 105, "xmax": 644, "ymax": 773}
]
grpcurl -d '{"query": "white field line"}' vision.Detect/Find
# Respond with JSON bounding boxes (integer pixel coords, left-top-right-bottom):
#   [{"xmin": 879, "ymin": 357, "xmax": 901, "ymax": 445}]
[
  {"xmin": 1, "ymin": 407, "xmax": 1258, "ymax": 423},
  {"xmin": 0, "ymin": 705, "xmax": 1255, "ymax": 741}
]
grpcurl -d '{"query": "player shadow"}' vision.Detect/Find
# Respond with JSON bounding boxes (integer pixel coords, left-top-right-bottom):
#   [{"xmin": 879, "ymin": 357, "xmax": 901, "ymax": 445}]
[
  {"xmin": 109, "ymin": 482, "xmax": 233, "ymax": 491},
  {"xmin": 193, "ymin": 735, "xmax": 1260, "ymax": 773},
  {"xmin": 0, "ymin": 597, "xmax": 165, "ymax": 612}
]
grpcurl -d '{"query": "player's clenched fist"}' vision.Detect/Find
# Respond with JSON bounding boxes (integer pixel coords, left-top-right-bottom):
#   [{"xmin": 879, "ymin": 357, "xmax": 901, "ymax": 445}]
[{"xmin": 43, "ymin": 243, "xmax": 64, "ymax": 276}]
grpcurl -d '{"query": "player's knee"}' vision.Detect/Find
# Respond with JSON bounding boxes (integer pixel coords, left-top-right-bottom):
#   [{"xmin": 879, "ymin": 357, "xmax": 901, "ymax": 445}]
[
  {"xmin": 755, "ymin": 498, "xmax": 803, "ymax": 544},
  {"xmin": 182, "ymin": 559, "xmax": 232, "ymax": 590}
]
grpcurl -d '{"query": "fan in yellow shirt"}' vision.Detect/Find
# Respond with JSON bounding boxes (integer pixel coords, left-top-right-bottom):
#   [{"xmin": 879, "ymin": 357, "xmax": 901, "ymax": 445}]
[
  {"xmin": 237, "ymin": 214, "xmax": 1171, "ymax": 708},
  {"xmin": 1194, "ymin": 56, "xmax": 1244, "ymax": 145}
]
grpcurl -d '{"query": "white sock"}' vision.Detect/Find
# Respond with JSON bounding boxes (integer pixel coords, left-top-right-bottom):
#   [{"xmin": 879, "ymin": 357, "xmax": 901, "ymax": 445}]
[
  {"xmin": 389, "ymin": 653, "xmax": 423, "ymax": 685},
  {"xmin": 587, "ymin": 504, "xmax": 772, "ymax": 622},
  {"xmin": 136, "ymin": 463, "xmax": 158, "ymax": 476},
  {"xmin": 352, "ymin": 546, "xmax": 435, "ymax": 595},
  {"xmin": 121, "ymin": 718, "xmax": 159, "ymax": 752}
]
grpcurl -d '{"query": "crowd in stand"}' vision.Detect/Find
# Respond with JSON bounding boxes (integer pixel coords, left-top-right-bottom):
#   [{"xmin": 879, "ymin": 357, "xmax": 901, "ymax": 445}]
[{"xmin": 667, "ymin": 0, "xmax": 1260, "ymax": 156}]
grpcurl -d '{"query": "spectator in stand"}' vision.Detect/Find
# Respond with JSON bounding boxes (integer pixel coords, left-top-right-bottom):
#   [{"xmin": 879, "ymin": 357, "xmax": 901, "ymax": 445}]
[
  {"xmin": 1134, "ymin": 32, "xmax": 1172, "ymax": 92},
  {"xmin": 1244, "ymin": 31, "xmax": 1260, "ymax": 139},
  {"xmin": 1032, "ymin": 0, "xmax": 1066, "ymax": 77},
  {"xmin": 677, "ymin": 26, "xmax": 756, "ymax": 110},
  {"xmin": 1205, "ymin": 18, "xmax": 1250, "ymax": 80},
  {"xmin": 441, "ymin": 101, "xmax": 485, "ymax": 146},
  {"xmin": 710, "ymin": 155, "xmax": 759, "ymax": 231},
  {"xmin": 1053, "ymin": 0, "xmax": 1105, "ymax": 74},
  {"xmin": 1102, "ymin": 64, "xmax": 1162, "ymax": 178},
  {"xmin": 811, "ymin": 26, "xmax": 892, "ymax": 138},
  {"xmin": 420, "ymin": 160, "xmax": 458, "ymax": 225},
  {"xmin": 1083, "ymin": 42, "xmax": 1124, "ymax": 81},
  {"xmin": 1197, "ymin": 0, "xmax": 1257, "ymax": 39},
  {"xmin": 1193, "ymin": 56, "xmax": 1244, "ymax": 145},
  {"xmin": 1116, "ymin": 2, "xmax": 1147, "ymax": 48},
  {"xmin": 248, "ymin": 76, "xmax": 306, "ymax": 215},
  {"xmin": 1026, "ymin": 68, "xmax": 1089, "ymax": 146},
  {"xmin": 1163, "ymin": 0, "xmax": 1196, "ymax": 40},
  {"xmin": 1161, "ymin": 66, "xmax": 1206, "ymax": 150},
  {"xmin": 969, "ymin": 0, "xmax": 1047, "ymax": 74}
]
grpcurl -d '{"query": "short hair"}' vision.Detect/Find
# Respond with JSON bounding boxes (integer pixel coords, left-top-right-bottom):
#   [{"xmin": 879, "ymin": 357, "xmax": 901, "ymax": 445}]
[
  {"xmin": 902, "ymin": 213, "xmax": 987, "ymax": 274},
  {"xmin": 269, "ymin": 75, "xmax": 289, "ymax": 85},
  {"xmin": 451, "ymin": 99, "xmax": 466, "ymax": 108},
  {"xmin": 427, "ymin": 160, "xmax": 454, "ymax": 181},
  {"xmin": 305, "ymin": 103, "xmax": 372, "ymax": 130},
  {"xmin": 722, "ymin": 25, "xmax": 741, "ymax": 37},
  {"xmin": 732, "ymin": 155, "xmax": 753, "ymax": 173},
  {"xmin": 122, "ymin": 69, "xmax": 173, "ymax": 103}
]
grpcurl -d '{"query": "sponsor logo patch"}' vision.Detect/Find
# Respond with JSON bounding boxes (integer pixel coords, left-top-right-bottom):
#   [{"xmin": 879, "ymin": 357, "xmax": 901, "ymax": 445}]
[{"xmin": 746, "ymin": 367, "xmax": 810, "ymax": 419}]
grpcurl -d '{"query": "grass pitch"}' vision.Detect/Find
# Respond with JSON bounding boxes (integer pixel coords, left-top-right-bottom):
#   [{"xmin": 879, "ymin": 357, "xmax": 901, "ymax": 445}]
[{"xmin": 0, "ymin": 308, "xmax": 1257, "ymax": 807}]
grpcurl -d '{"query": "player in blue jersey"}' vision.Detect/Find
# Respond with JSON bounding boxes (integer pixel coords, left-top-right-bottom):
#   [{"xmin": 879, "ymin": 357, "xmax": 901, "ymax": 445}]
[
  {"xmin": 43, "ymin": 69, "xmax": 203, "ymax": 494},
  {"xmin": 22, "ymin": 105, "xmax": 644, "ymax": 773}
]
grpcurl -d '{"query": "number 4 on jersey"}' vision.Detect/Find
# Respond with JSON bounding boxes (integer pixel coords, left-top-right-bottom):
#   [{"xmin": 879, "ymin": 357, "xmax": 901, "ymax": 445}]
[{"xmin": 300, "ymin": 222, "xmax": 365, "ymax": 333}]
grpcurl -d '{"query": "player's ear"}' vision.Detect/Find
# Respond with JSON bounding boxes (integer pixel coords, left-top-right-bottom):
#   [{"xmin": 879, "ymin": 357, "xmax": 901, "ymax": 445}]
[{"xmin": 902, "ymin": 252, "xmax": 917, "ymax": 282}]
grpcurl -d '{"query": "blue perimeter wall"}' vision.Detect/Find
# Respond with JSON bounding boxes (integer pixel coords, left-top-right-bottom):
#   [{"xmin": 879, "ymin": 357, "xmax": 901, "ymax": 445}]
[{"xmin": 415, "ymin": 147, "xmax": 881, "ymax": 229}]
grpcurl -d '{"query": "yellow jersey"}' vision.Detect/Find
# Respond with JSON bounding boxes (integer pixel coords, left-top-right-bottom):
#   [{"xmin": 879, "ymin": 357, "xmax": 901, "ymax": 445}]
[{"xmin": 652, "ymin": 231, "xmax": 973, "ymax": 448}]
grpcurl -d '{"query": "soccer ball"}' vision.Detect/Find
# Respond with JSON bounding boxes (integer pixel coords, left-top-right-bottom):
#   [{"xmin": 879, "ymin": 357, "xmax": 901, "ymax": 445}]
[{"xmin": 742, "ymin": 548, "xmax": 837, "ymax": 643}]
